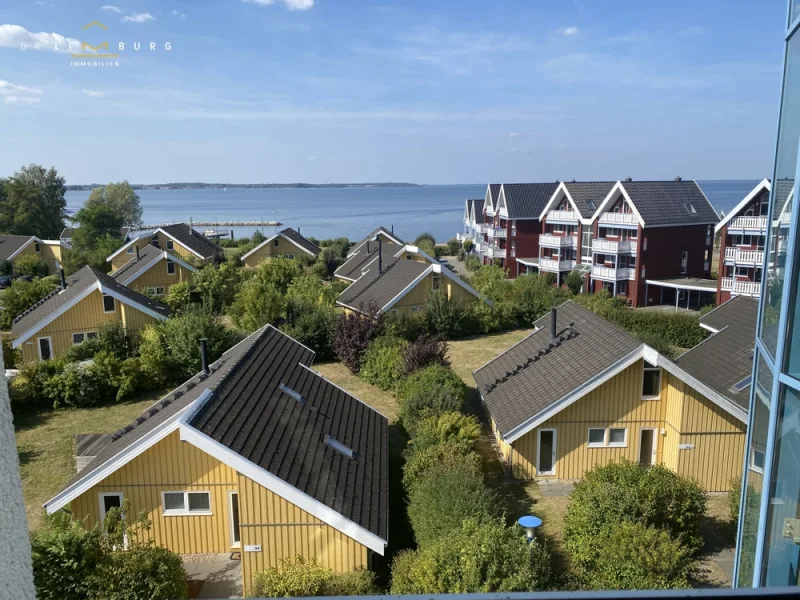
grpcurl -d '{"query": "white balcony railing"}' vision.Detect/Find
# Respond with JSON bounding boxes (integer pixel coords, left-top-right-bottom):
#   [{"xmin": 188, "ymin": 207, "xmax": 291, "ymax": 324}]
[
  {"xmin": 540, "ymin": 234, "xmax": 577, "ymax": 248},
  {"xmin": 724, "ymin": 247, "xmax": 764, "ymax": 266},
  {"xmin": 487, "ymin": 227, "xmax": 507, "ymax": 239},
  {"xmin": 720, "ymin": 277, "xmax": 761, "ymax": 297},
  {"xmin": 599, "ymin": 212, "xmax": 638, "ymax": 226},
  {"xmin": 728, "ymin": 216, "xmax": 768, "ymax": 232},
  {"xmin": 485, "ymin": 245, "xmax": 506, "ymax": 259},
  {"xmin": 539, "ymin": 258, "xmax": 576, "ymax": 272},
  {"xmin": 591, "ymin": 265, "xmax": 635, "ymax": 280},
  {"xmin": 592, "ymin": 239, "xmax": 638, "ymax": 254},
  {"xmin": 475, "ymin": 224, "xmax": 490, "ymax": 234},
  {"xmin": 547, "ymin": 210, "xmax": 579, "ymax": 222}
]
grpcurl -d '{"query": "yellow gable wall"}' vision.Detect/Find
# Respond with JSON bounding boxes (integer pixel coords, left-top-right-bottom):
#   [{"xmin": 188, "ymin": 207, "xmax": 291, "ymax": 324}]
[
  {"xmin": 110, "ymin": 232, "xmax": 215, "ymax": 270},
  {"xmin": 397, "ymin": 252, "xmax": 434, "ymax": 264},
  {"xmin": 18, "ymin": 290, "xmax": 160, "ymax": 363},
  {"xmin": 124, "ymin": 258, "xmax": 194, "ymax": 295},
  {"xmin": 13, "ymin": 240, "xmax": 62, "ymax": 273},
  {"xmin": 152, "ymin": 231, "xmax": 205, "ymax": 263},
  {"xmin": 391, "ymin": 271, "xmax": 478, "ymax": 315},
  {"xmin": 242, "ymin": 237, "xmax": 310, "ymax": 268}
]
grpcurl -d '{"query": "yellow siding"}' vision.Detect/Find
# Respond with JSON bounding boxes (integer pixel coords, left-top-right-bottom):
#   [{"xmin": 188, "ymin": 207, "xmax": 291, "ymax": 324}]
[
  {"xmin": 124, "ymin": 258, "xmax": 194, "ymax": 295},
  {"xmin": 398, "ymin": 252, "xmax": 434, "ymax": 264},
  {"xmin": 152, "ymin": 231, "xmax": 203, "ymax": 263},
  {"xmin": 392, "ymin": 272, "xmax": 478, "ymax": 315},
  {"xmin": 242, "ymin": 237, "xmax": 309, "ymax": 268},
  {"xmin": 13, "ymin": 240, "xmax": 61, "ymax": 273},
  {"xmin": 237, "ymin": 474, "xmax": 369, "ymax": 596},
  {"xmin": 111, "ymin": 251, "xmax": 137, "ymax": 271}
]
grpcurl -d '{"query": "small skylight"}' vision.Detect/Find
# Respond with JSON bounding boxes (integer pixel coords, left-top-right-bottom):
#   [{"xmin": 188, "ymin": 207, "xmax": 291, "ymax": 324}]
[
  {"xmin": 684, "ymin": 203, "xmax": 698, "ymax": 215},
  {"xmin": 732, "ymin": 376, "xmax": 752, "ymax": 393},
  {"xmin": 586, "ymin": 200, "xmax": 597, "ymax": 211},
  {"xmin": 325, "ymin": 434, "xmax": 359, "ymax": 462}
]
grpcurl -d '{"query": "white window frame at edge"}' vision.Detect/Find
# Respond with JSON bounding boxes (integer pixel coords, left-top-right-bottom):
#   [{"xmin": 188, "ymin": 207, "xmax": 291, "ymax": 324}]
[
  {"xmin": 102, "ymin": 293, "xmax": 116, "ymax": 313},
  {"xmin": 749, "ymin": 447, "xmax": 765, "ymax": 474},
  {"xmin": 37, "ymin": 336, "xmax": 53, "ymax": 361},
  {"xmin": 167, "ymin": 260, "xmax": 176, "ymax": 275},
  {"xmin": 161, "ymin": 490, "xmax": 212, "ymax": 516},
  {"xmin": 147, "ymin": 286, "xmax": 166, "ymax": 297},
  {"xmin": 98, "ymin": 491, "xmax": 124, "ymax": 523},
  {"xmin": 228, "ymin": 491, "xmax": 241, "ymax": 548},
  {"xmin": 642, "ymin": 361, "xmax": 661, "ymax": 400},
  {"xmin": 72, "ymin": 331, "xmax": 98, "ymax": 345},
  {"xmin": 586, "ymin": 427, "xmax": 627, "ymax": 448},
  {"xmin": 166, "ymin": 239, "xmax": 174, "ymax": 250}
]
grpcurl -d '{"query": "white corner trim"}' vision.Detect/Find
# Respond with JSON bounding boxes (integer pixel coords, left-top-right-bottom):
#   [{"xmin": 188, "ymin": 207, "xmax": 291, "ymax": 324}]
[
  {"xmin": 277, "ymin": 232, "xmax": 317, "ymax": 256},
  {"xmin": 659, "ymin": 357, "xmax": 748, "ymax": 423},
  {"xmin": 98, "ymin": 285, "xmax": 170, "ymax": 322},
  {"xmin": 381, "ymin": 265, "xmax": 433, "ymax": 312},
  {"xmin": 154, "ymin": 228, "xmax": 208, "ymax": 260},
  {"xmin": 590, "ymin": 181, "xmax": 646, "ymax": 228},
  {"xmin": 504, "ymin": 348, "xmax": 645, "ymax": 444},
  {"xmin": 714, "ymin": 178, "xmax": 771, "ymax": 233},
  {"xmin": 178, "ymin": 424, "xmax": 387, "ymax": 553},
  {"xmin": 7, "ymin": 236, "xmax": 40, "ymax": 261},
  {"xmin": 538, "ymin": 182, "xmax": 581, "ymax": 221},
  {"xmin": 12, "ymin": 281, "xmax": 102, "ymax": 347}
]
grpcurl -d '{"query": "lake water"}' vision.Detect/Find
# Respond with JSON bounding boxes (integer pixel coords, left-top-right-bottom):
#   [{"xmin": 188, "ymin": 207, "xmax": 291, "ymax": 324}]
[{"xmin": 65, "ymin": 180, "xmax": 759, "ymax": 243}]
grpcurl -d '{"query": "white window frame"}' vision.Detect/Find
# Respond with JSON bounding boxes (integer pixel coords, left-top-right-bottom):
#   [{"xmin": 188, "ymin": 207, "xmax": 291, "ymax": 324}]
[
  {"xmin": 749, "ymin": 447, "xmax": 765, "ymax": 474},
  {"xmin": 587, "ymin": 428, "xmax": 606, "ymax": 448},
  {"xmin": 229, "ymin": 491, "xmax": 241, "ymax": 548},
  {"xmin": 608, "ymin": 427, "xmax": 627, "ymax": 447},
  {"xmin": 161, "ymin": 490, "xmax": 212, "ymax": 516},
  {"xmin": 37, "ymin": 336, "xmax": 53, "ymax": 361},
  {"xmin": 147, "ymin": 286, "xmax": 166, "ymax": 297},
  {"xmin": 102, "ymin": 294, "xmax": 116, "ymax": 313},
  {"xmin": 680, "ymin": 250, "xmax": 688, "ymax": 275},
  {"xmin": 72, "ymin": 331, "xmax": 98, "ymax": 345},
  {"xmin": 642, "ymin": 362, "xmax": 661, "ymax": 400},
  {"xmin": 126, "ymin": 246, "xmax": 134, "ymax": 254},
  {"xmin": 586, "ymin": 427, "xmax": 628, "ymax": 448},
  {"xmin": 98, "ymin": 491, "xmax": 124, "ymax": 523},
  {"xmin": 167, "ymin": 260, "xmax": 176, "ymax": 275},
  {"xmin": 166, "ymin": 239, "xmax": 174, "ymax": 250}
]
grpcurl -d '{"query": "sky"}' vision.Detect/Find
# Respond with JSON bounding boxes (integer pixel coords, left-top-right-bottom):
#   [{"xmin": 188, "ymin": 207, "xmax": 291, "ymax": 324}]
[{"xmin": 0, "ymin": 0, "xmax": 789, "ymax": 184}]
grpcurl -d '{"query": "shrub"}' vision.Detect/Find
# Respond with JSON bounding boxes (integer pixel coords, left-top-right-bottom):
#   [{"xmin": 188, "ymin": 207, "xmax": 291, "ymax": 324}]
[
  {"xmin": 403, "ymin": 334, "xmax": 449, "ymax": 374},
  {"xmin": 465, "ymin": 254, "xmax": 482, "ymax": 272},
  {"xmin": 564, "ymin": 269, "xmax": 584, "ymax": 295},
  {"xmin": 95, "ymin": 545, "xmax": 187, "ymax": 600},
  {"xmin": 359, "ymin": 335, "xmax": 408, "ymax": 390},
  {"xmin": 15, "ymin": 253, "xmax": 49, "ymax": 277},
  {"xmin": 415, "ymin": 232, "xmax": 436, "ymax": 246},
  {"xmin": 137, "ymin": 325, "xmax": 171, "ymax": 387},
  {"xmin": 0, "ymin": 259, "xmax": 11, "ymax": 275},
  {"xmin": 730, "ymin": 475, "xmax": 742, "ymax": 528},
  {"xmin": 425, "ymin": 290, "xmax": 465, "ymax": 337},
  {"xmin": 156, "ymin": 310, "xmax": 237, "ymax": 380},
  {"xmin": 402, "ymin": 440, "xmax": 482, "ymax": 490},
  {"xmin": 446, "ymin": 238, "xmax": 461, "ymax": 255},
  {"xmin": 193, "ymin": 262, "xmax": 244, "ymax": 313},
  {"xmin": 318, "ymin": 246, "xmax": 343, "ymax": 277},
  {"xmin": 43, "ymin": 359, "xmax": 117, "ymax": 408},
  {"xmin": 457, "ymin": 248, "xmax": 467, "ymax": 261},
  {"xmin": 282, "ymin": 306, "xmax": 336, "ymax": 361},
  {"xmin": 254, "ymin": 556, "xmax": 377, "ymax": 598},
  {"xmin": 510, "ymin": 274, "xmax": 570, "ymax": 327},
  {"xmin": 96, "ymin": 321, "xmax": 138, "ymax": 360},
  {"xmin": 397, "ymin": 365, "xmax": 468, "ymax": 433},
  {"xmin": 390, "ymin": 519, "xmax": 552, "ymax": 593},
  {"xmin": 385, "ymin": 310, "xmax": 428, "ymax": 342},
  {"xmin": 0, "ymin": 277, "xmax": 58, "ymax": 329},
  {"xmin": 287, "ymin": 274, "xmax": 337, "ymax": 309},
  {"xmin": 230, "ymin": 279, "xmax": 286, "ymax": 331},
  {"xmin": 462, "ymin": 238, "xmax": 474, "ymax": 253},
  {"xmin": 251, "ymin": 257, "xmax": 301, "ymax": 293},
  {"xmin": 586, "ymin": 522, "xmax": 692, "ymax": 590},
  {"xmin": 332, "ymin": 307, "xmax": 384, "ymax": 373},
  {"xmin": 164, "ymin": 281, "xmax": 193, "ymax": 311},
  {"xmin": 563, "ymin": 460, "xmax": 707, "ymax": 572},
  {"xmin": 324, "ymin": 569, "xmax": 379, "ymax": 596},
  {"xmin": 469, "ymin": 264, "xmax": 508, "ymax": 302},
  {"xmin": 408, "ymin": 411, "xmax": 480, "ymax": 455},
  {"xmin": 3, "ymin": 335, "xmax": 20, "ymax": 368}
]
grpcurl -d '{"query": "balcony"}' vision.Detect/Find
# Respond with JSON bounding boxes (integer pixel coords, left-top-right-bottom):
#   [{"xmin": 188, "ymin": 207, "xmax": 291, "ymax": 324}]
[
  {"xmin": 485, "ymin": 245, "xmax": 506, "ymax": 259},
  {"xmin": 591, "ymin": 265, "xmax": 635, "ymax": 281},
  {"xmin": 599, "ymin": 212, "xmax": 638, "ymax": 226},
  {"xmin": 474, "ymin": 224, "xmax": 490, "ymax": 235},
  {"xmin": 487, "ymin": 227, "xmax": 507, "ymax": 239},
  {"xmin": 547, "ymin": 209, "xmax": 579, "ymax": 223},
  {"xmin": 592, "ymin": 239, "xmax": 638, "ymax": 254},
  {"xmin": 723, "ymin": 247, "xmax": 764, "ymax": 266},
  {"xmin": 720, "ymin": 277, "xmax": 761, "ymax": 297},
  {"xmin": 728, "ymin": 216, "xmax": 768, "ymax": 232},
  {"xmin": 540, "ymin": 257, "xmax": 576, "ymax": 272},
  {"xmin": 540, "ymin": 234, "xmax": 577, "ymax": 248}
]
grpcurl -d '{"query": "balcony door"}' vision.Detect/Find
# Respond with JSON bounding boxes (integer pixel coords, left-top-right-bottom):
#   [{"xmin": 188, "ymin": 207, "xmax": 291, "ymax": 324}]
[{"xmin": 537, "ymin": 429, "xmax": 557, "ymax": 476}]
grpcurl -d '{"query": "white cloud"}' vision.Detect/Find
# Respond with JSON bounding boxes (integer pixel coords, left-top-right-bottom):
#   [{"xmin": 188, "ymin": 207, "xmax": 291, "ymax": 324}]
[
  {"xmin": 558, "ymin": 26, "xmax": 580, "ymax": 36},
  {"xmin": 5, "ymin": 96, "xmax": 41, "ymax": 105},
  {"xmin": 101, "ymin": 4, "xmax": 123, "ymax": 12},
  {"xmin": 82, "ymin": 88, "xmax": 105, "ymax": 97},
  {"xmin": 508, "ymin": 132, "xmax": 520, "ymax": 138},
  {"xmin": 0, "ymin": 24, "xmax": 84, "ymax": 52},
  {"xmin": 0, "ymin": 80, "xmax": 43, "ymax": 96},
  {"xmin": 242, "ymin": 0, "xmax": 315, "ymax": 10},
  {"xmin": 121, "ymin": 12, "xmax": 155, "ymax": 23},
  {"xmin": 171, "ymin": 9, "xmax": 187, "ymax": 18}
]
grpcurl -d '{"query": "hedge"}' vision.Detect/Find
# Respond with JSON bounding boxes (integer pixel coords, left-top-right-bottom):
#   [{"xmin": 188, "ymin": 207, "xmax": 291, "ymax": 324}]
[
  {"xmin": 254, "ymin": 556, "xmax": 378, "ymax": 597},
  {"xmin": 358, "ymin": 335, "xmax": 408, "ymax": 390},
  {"xmin": 407, "ymin": 411, "xmax": 480, "ymax": 456},
  {"xmin": 402, "ymin": 440, "xmax": 482, "ymax": 491},
  {"xmin": 396, "ymin": 364, "xmax": 468, "ymax": 433}
]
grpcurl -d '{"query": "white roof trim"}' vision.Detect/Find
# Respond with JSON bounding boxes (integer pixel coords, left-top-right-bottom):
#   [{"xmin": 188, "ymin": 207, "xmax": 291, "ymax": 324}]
[
  {"xmin": 99, "ymin": 284, "xmax": 170, "ymax": 323},
  {"xmin": 496, "ymin": 185, "xmax": 509, "ymax": 217},
  {"xmin": 484, "ymin": 184, "xmax": 495, "ymax": 214},
  {"xmin": 117, "ymin": 251, "xmax": 198, "ymax": 285},
  {"xmin": 106, "ymin": 232, "xmax": 153, "ymax": 261},
  {"xmin": 348, "ymin": 229, "xmax": 403, "ymax": 258},
  {"xmin": 503, "ymin": 348, "xmax": 645, "ymax": 444},
  {"xmin": 153, "ymin": 228, "xmax": 207, "ymax": 260},
  {"xmin": 380, "ymin": 263, "xmax": 489, "ymax": 312},
  {"xmin": 393, "ymin": 245, "xmax": 440, "ymax": 265},
  {"xmin": 515, "ymin": 257, "xmax": 540, "ymax": 266},
  {"xmin": 12, "ymin": 281, "xmax": 101, "ymax": 347},
  {"xmin": 538, "ymin": 182, "xmax": 583, "ymax": 221},
  {"xmin": 590, "ymin": 181, "xmax": 646, "ymax": 228},
  {"xmin": 644, "ymin": 279, "xmax": 717, "ymax": 292},
  {"xmin": 715, "ymin": 178, "xmax": 770, "ymax": 233},
  {"xmin": 241, "ymin": 231, "xmax": 317, "ymax": 261},
  {"xmin": 7, "ymin": 236, "xmax": 41, "ymax": 261},
  {"xmin": 178, "ymin": 424, "xmax": 387, "ymax": 553}
]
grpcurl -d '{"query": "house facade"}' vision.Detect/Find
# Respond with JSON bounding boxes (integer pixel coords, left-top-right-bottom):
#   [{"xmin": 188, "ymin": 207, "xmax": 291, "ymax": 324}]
[
  {"xmin": 240, "ymin": 227, "xmax": 321, "ymax": 268},
  {"xmin": 0, "ymin": 235, "xmax": 66, "ymax": 274},
  {"xmin": 109, "ymin": 244, "xmax": 197, "ymax": 297},
  {"xmin": 107, "ymin": 223, "xmax": 224, "ymax": 271},
  {"xmin": 44, "ymin": 326, "xmax": 389, "ymax": 596},
  {"xmin": 457, "ymin": 198, "xmax": 486, "ymax": 254},
  {"xmin": 475, "ymin": 300, "xmax": 751, "ymax": 492}
]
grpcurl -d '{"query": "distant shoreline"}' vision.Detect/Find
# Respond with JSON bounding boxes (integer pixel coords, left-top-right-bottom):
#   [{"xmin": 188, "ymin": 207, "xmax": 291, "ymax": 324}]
[{"xmin": 64, "ymin": 182, "xmax": 422, "ymax": 191}]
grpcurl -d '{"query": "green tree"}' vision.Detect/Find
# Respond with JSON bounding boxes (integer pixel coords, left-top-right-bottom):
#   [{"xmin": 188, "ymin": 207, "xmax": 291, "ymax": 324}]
[
  {"xmin": 425, "ymin": 290, "xmax": 465, "ymax": 336},
  {"xmin": 61, "ymin": 233, "xmax": 122, "ymax": 274},
  {"xmin": 229, "ymin": 280, "xmax": 286, "ymax": 332},
  {"xmin": 14, "ymin": 253, "xmax": 49, "ymax": 277},
  {"xmin": 1, "ymin": 277, "xmax": 58, "ymax": 329},
  {"xmin": 358, "ymin": 335, "xmax": 408, "ymax": 390},
  {"xmin": 564, "ymin": 269, "xmax": 584, "ymax": 295},
  {"xmin": 0, "ymin": 164, "xmax": 66, "ymax": 238},
  {"xmin": 87, "ymin": 181, "xmax": 143, "ymax": 228},
  {"xmin": 469, "ymin": 264, "xmax": 509, "ymax": 302},
  {"xmin": 193, "ymin": 262, "xmax": 244, "ymax": 313}
]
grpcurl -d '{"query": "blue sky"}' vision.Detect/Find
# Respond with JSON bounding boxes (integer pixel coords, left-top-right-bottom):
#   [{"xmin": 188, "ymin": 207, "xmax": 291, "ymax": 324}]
[{"xmin": 0, "ymin": 0, "xmax": 788, "ymax": 184}]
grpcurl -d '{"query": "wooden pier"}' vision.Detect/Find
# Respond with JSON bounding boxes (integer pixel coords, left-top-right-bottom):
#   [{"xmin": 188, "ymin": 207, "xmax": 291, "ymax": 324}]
[{"xmin": 136, "ymin": 220, "xmax": 282, "ymax": 230}]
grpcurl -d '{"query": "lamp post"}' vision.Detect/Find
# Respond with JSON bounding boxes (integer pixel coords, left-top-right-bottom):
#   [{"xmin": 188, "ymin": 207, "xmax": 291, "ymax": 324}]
[{"xmin": 517, "ymin": 515, "xmax": 542, "ymax": 543}]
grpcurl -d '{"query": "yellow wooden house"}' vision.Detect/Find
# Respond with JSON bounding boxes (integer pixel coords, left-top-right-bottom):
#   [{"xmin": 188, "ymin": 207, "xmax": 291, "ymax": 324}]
[
  {"xmin": 44, "ymin": 326, "xmax": 389, "ymax": 596},
  {"xmin": 107, "ymin": 223, "xmax": 223, "ymax": 271},
  {"xmin": 0, "ymin": 235, "xmax": 67, "ymax": 274},
  {"xmin": 239, "ymin": 227, "xmax": 320, "ymax": 268},
  {"xmin": 11, "ymin": 266, "xmax": 171, "ymax": 363},
  {"xmin": 475, "ymin": 299, "xmax": 754, "ymax": 492},
  {"xmin": 336, "ymin": 250, "xmax": 487, "ymax": 317},
  {"xmin": 109, "ymin": 244, "xmax": 197, "ymax": 297},
  {"xmin": 346, "ymin": 226, "xmax": 404, "ymax": 259}
]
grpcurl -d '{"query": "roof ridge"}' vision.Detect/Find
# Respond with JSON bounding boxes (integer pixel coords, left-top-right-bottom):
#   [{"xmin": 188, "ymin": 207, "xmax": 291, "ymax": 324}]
[{"xmin": 109, "ymin": 246, "xmax": 158, "ymax": 278}]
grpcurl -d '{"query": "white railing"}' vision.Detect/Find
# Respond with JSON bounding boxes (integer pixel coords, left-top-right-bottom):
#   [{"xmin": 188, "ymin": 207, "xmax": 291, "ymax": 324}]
[
  {"xmin": 592, "ymin": 239, "xmax": 638, "ymax": 254},
  {"xmin": 547, "ymin": 210, "xmax": 579, "ymax": 222},
  {"xmin": 540, "ymin": 258, "xmax": 576, "ymax": 272},
  {"xmin": 729, "ymin": 216, "xmax": 768, "ymax": 231},
  {"xmin": 591, "ymin": 265, "xmax": 635, "ymax": 280},
  {"xmin": 724, "ymin": 247, "xmax": 764, "ymax": 265},
  {"xmin": 720, "ymin": 277, "xmax": 761, "ymax": 297},
  {"xmin": 599, "ymin": 212, "xmax": 638, "ymax": 226},
  {"xmin": 475, "ymin": 224, "xmax": 490, "ymax": 234},
  {"xmin": 487, "ymin": 227, "xmax": 507, "ymax": 238},
  {"xmin": 485, "ymin": 246, "xmax": 506, "ymax": 259},
  {"xmin": 540, "ymin": 234, "xmax": 577, "ymax": 248}
]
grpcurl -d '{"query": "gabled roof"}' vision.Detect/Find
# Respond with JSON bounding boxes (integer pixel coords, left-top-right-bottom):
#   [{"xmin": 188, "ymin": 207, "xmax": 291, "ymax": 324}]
[
  {"xmin": 0, "ymin": 235, "xmax": 41, "ymax": 262},
  {"xmin": 714, "ymin": 179, "xmax": 770, "ymax": 233},
  {"xmin": 484, "ymin": 184, "xmax": 501, "ymax": 213},
  {"xmin": 471, "ymin": 199, "xmax": 486, "ymax": 224},
  {"xmin": 107, "ymin": 224, "xmax": 222, "ymax": 262},
  {"xmin": 347, "ymin": 227, "xmax": 404, "ymax": 258},
  {"xmin": 240, "ymin": 227, "xmax": 321, "ymax": 261},
  {"xmin": 774, "ymin": 179, "xmax": 794, "ymax": 223},
  {"xmin": 11, "ymin": 265, "xmax": 171, "ymax": 346},
  {"xmin": 498, "ymin": 183, "xmax": 560, "ymax": 219},
  {"xmin": 109, "ymin": 245, "xmax": 198, "ymax": 285},
  {"xmin": 676, "ymin": 296, "xmax": 757, "ymax": 412},
  {"xmin": 45, "ymin": 326, "xmax": 389, "ymax": 552},
  {"xmin": 335, "ymin": 240, "xmax": 404, "ymax": 281},
  {"xmin": 538, "ymin": 181, "xmax": 616, "ymax": 221}
]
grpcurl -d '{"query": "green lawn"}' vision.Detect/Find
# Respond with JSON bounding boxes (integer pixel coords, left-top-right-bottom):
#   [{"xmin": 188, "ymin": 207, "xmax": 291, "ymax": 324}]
[{"xmin": 15, "ymin": 389, "xmax": 169, "ymax": 531}]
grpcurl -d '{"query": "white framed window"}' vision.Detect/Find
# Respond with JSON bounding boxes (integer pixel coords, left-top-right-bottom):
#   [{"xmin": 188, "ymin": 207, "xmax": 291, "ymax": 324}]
[
  {"xmin": 37, "ymin": 336, "xmax": 53, "ymax": 361},
  {"xmin": 749, "ymin": 448, "xmax": 765, "ymax": 474},
  {"xmin": 587, "ymin": 428, "xmax": 606, "ymax": 447},
  {"xmin": 587, "ymin": 427, "xmax": 628, "ymax": 448},
  {"xmin": 34, "ymin": 242, "xmax": 41, "ymax": 252},
  {"xmin": 102, "ymin": 294, "xmax": 115, "ymax": 313},
  {"xmin": 642, "ymin": 361, "xmax": 661, "ymax": 399},
  {"xmin": 126, "ymin": 246, "xmax": 134, "ymax": 254},
  {"xmin": 162, "ymin": 491, "xmax": 212, "ymax": 516},
  {"xmin": 147, "ymin": 286, "xmax": 166, "ymax": 296},
  {"xmin": 608, "ymin": 428, "xmax": 627, "ymax": 447},
  {"xmin": 72, "ymin": 331, "xmax": 98, "ymax": 345},
  {"xmin": 166, "ymin": 240, "xmax": 174, "ymax": 250},
  {"xmin": 167, "ymin": 260, "xmax": 176, "ymax": 275}
]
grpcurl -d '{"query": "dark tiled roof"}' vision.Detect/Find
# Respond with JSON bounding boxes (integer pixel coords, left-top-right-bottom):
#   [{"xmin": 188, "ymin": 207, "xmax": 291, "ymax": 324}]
[
  {"xmin": 337, "ymin": 254, "xmax": 430, "ymax": 312},
  {"xmin": 11, "ymin": 265, "xmax": 170, "ymax": 336},
  {"xmin": 190, "ymin": 326, "xmax": 389, "ymax": 540},
  {"xmin": 160, "ymin": 223, "xmax": 223, "ymax": 260},
  {"xmin": 676, "ymin": 296, "xmax": 757, "ymax": 411},
  {"xmin": 564, "ymin": 181, "xmax": 616, "ymax": 218},
  {"xmin": 109, "ymin": 244, "xmax": 163, "ymax": 281},
  {"xmin": 487, "ymin": 184, "xmax": 501, "ymax": 210},
  {"xmin": 622, "ymin": 180, "xmax": 719, "ymax": 227},
  {"xmin": 349, "ymin": 227, "xmax": 404, "ymax": 257},
  {"xmin": 280, "ymin": 228, "xmax": 321, "ymax": 256},
  {"xmin": 774, "ymin": 178, "xmax": 794, "ymax": 219},
  {"xmin": 474, "ymin": 301, "xmax": 641, "ymax": 437},
  {"xmin": 0, "ymin": 235, "xmax": 34, "ymax": 261},
  {"xmin": 501, "ymin": 183, "xmax": 560, "ymax": 219},
  {"xmin": 335, "ymin": 241, "xmax": 404, "ymax": 280},
  {"xmin": 75, "ymin": 434, "xmax": 112, "ymax": 457},
  {"xmin": 472, "ymin": 199, "xmax": 486, "ymax": 223}
]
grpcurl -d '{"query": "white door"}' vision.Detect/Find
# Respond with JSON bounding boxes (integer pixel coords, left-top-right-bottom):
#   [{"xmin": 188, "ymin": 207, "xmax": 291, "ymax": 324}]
[{"xmin": 537, "ymin": 429, "xmax": 557, "ymax": 476}]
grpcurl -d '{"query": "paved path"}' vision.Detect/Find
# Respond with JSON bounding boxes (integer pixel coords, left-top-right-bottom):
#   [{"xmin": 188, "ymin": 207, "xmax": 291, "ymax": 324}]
[
  {"xmin": 535, "ymin": 479, "xmax": 575, "ymax": 496},
  {"xmin": 184, "ymin": 554, "xmax": 242, "ymax": 599}
]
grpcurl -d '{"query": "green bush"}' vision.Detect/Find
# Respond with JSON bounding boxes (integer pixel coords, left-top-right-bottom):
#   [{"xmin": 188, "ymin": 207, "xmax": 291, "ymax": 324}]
[
  {"xmin": 31, "ymin": 513, "xmax": 106, "ymax": 600},
  {"xmin": 0, "ymin": 259, "xmax": 11, "ymax": 275},
  {"xmin": 230, "ymin": 278, "xmax": 286, "ymax": 331},
  {"xmin": 324, "ymin": 569, "xmax": 379, "ymax": 596},
  {"xmin": 164, "ymin": 281, "xmax": 193, "ymax": 311},
  {"xmin": 390, "ymin": 518, "xmax": 552, "ymax": 593},
  {"xmin": 193, "ymin": 262, "xmax": 244, "ymax": 312},
  {"xmin": 469, "ymin": 264, "xmax": 508, "ymax": 302},
  {"xmin": 425, "ymin": 290, "xmax": 465, "ymax": 337},
  {"xmin": 408, "ymin": 411, "xmax": 480, "ymax": 455},
  {"xmin": 385, "ymin": 310, "xmax": 428, "ymax": 342},
  {"xmin": 254, "ymin": 556, "xmax": 377, "ymax": 597},
  {"xmin": 407, "ymin": 462, "xmax": 498, "ymax": 547},
  {"xmin": 3, "ymin": 335, "xmax": 20, "ymax": 368},
  {"xmin": 15, "ymin": 253, "xmax": 49, "ymax": 277},
  {"xmin": 396, "ymin": 364, "xmax": 468, "ymax": 433},
  {"xmin": 359, "ymin": 335, "xmax": 408, "ymax": 390},
  {"xmin": 463, "ymin": 239, "xmax": 474, "ymax": 253},
  {"xmin": 42, "ymin": 359, "xmax": 117, "ymax": 408},
  {"xmin": 563, "ymin": 460, "xmax": 707, "ymax": 572},
  {"xmin": 282, "ymin": 306, "xmax": 336, "ymax": 361},
  {"xmin": 95, "ymin": 545, "xmax": 187, "ymax": 600},
  {"xmin": 0, "ymin": 277, "xmax": 58, "ymax": 329},
  {"xmin": 402, "ymin": 440, "xmax": 481, "ymax": 490},
  {"xmin": 730, "ymin": 475, "xmax": 742, "ymax": 529},
  {"xmin": 446, "ymin": 238, "xmax": 461, "ymax": 255},
  {"xmin": 465, "ymin": 254, "xmax": 482, "ymax": 272},
  {"xmin": 564, "ymin": 269, "xmax": 584, "ymax": 295},
  {"xmin": 586, "ymin": 522, "xmax": 692, "ymax": 590}
]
